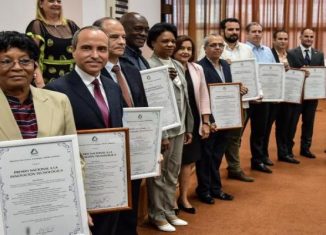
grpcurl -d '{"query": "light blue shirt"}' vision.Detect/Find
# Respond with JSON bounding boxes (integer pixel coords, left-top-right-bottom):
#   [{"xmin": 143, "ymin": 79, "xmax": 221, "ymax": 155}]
[{"xmin": 246, "ymin": 41, "xmax": 276, "ymax": 63}]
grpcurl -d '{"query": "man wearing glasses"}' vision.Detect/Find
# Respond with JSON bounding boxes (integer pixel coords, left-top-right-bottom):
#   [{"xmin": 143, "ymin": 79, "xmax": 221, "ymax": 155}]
[{"xmin": 196, "ymin": 34, "xmax": 248, "ymax": 204}]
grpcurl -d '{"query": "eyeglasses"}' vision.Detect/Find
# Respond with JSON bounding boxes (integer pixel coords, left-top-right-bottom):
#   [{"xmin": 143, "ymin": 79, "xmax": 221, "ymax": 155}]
[
  {"xmin": 0, "ymin": 58, "xmax": 35, "ymax": 69},
  {"xmin": 208, "ymin": 43, "xmax": 225, "ymax": 49}
]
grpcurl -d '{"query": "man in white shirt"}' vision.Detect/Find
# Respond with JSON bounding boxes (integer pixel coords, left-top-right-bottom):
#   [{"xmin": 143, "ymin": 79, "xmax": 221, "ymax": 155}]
[{"xmin": 219, "ymin": 18, "xmax": 254, "ymax": 182}]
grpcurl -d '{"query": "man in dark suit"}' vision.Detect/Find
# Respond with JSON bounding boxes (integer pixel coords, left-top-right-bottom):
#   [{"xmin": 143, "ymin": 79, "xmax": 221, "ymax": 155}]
[
  {"xmin": 271, "ymin": 30, "xmax": 300, "ymax": 164},
  {"xmin": 120, "ymin": 12, "xmax": 150, "ymax": 71},
  {"xmin": 45, "ymin": 26, "xmax": 124, "ymax": 235},
  {"xmin": 93, "ymin": 17, "xmax": 148, "ymax": 235},
  {"xmin": 287, "ymin": 28, "xmax": 325, "ymax": 158},
  {"xmin": 196, "ymin": 34, "xmax": 242, "ymax": 204}
]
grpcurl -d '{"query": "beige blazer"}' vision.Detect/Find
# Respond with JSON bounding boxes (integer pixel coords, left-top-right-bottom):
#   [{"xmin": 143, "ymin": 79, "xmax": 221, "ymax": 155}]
[
  {"xmin": 0, "ymin": 86, "xmax": 77, "ymax": 141},
  {"xmin": 147, "ymin": 53, "xmax": 194, "ymax": 139}
]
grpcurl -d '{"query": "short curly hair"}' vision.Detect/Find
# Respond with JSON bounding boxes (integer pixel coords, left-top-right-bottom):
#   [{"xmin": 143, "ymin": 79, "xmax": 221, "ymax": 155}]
[
  {"xmin": 0, "ymin": 31, "xmax": 39, "ymax": 61},
  {"xmin": 146, "ymin": 22, "xmax": 177, "ymax": 49}
]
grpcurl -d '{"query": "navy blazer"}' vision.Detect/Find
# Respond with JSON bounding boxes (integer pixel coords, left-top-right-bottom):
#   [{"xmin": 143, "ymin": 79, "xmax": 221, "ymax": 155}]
[
  {"xmin": 197, "ymin": 57, "xmax": 233, "ymax": 84},
  {"xmin": 287, "ymin": 46, "xmax": 325, "ymax": 68},
  {"xmin": 101, "ymin": 58, "xmax": 148, "ymax": 108},
  {"xmin": 45, "ymin": 69, "xmax": 124, "ymax": 129}
]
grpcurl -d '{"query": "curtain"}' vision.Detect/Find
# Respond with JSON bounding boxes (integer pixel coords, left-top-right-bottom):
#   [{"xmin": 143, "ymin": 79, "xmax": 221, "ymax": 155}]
[{"xmin": 168, "ymin": 0, "xmax": 326, "ymax": 58}]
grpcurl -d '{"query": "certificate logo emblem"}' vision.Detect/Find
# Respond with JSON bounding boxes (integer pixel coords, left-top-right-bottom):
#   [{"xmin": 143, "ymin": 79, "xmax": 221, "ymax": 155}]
[
  {"xmin": 92, "ymin": 136, "xmax": 98, "ymax": 142},
  {"xmin": 138, "ymin": 114, "xmax": 142, "ymax": 119},
  {"xmin": 31, "ymin": 148, "xmax": 38, "ymax": 155}
]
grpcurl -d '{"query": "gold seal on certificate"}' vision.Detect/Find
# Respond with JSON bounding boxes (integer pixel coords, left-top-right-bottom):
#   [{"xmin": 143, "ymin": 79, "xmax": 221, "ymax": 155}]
[
  {"xmin": 209, "ymin": 83, "xmax": 243, "ymax": 129},
  {"xmin": 258, "ymin": 63, "xmax": 285, "ymax": 102},
  {"xmin": 303, "ymin": 67, "xmax": 326, "ymax": 100},
  {"xmin": 0, "ymin": 135, "xmax": 89, "ymax": 235},
  {"xmin": 140, "ymin": 66, "xmax": 181, "ymax": 131},
  {"xmin": 230, "ymin": 59, "xmax": 260, "ymax": 101},
  {"xmin": 78, "ymin": 128, "xmax": 131, "ymax": 213},
  {"xmin": 123, "ymin": 107, "xmax": 163, "ymax": 180},
  {"xmin": 284, "ymin": 69, "xmax": 306, "ymax": 104}
]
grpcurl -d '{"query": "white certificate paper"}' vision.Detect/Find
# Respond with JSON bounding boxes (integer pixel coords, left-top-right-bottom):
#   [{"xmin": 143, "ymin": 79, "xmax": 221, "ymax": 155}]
[
  {"xmin": 209, "ymin": 83, "xmax": 243, "ymax": 129},
  {"xmin": 0, "ymin": 135, "xmax": 89, "ymax": 235},
  {"xmin": 303, "ymin": 67, "xmax": 326, "ymax": 100},
  {"xmin": 140, "ymin": 66, "xmax": 181, "ymax": 131},
  {"xmin": 123, "ymin": 107, "xmax": 162, "ymax": 180},
  {"xmin": 258, "ymin": 63, "xmax": 285, "ymax": 102},
  {"xmin": 230, "ymin": 59, "xmax": 260, "ymax": 101},
  {"xmin": 284, "ymin": 69, "xmax": 306, "ymax": 104},
  {"xmin": 78, "ymin": 128, "xmax": 131, "ymax": 213}
]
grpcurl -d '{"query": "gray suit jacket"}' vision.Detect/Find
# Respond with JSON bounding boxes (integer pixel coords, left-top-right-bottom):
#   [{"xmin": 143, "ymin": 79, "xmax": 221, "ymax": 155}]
[{"xmin": 147, "ymin": 53, "xmax": 194, "ymax": 139}]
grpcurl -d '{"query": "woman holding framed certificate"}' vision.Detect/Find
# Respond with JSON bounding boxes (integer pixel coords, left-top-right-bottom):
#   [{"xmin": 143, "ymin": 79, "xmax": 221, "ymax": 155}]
[
  {"xmin": 172, "ymin": 35, "xmax": 211, "ymax": 214},
  {"xmin": 146, "ymin": 23, "xmax": 194, "ymax": 232}
]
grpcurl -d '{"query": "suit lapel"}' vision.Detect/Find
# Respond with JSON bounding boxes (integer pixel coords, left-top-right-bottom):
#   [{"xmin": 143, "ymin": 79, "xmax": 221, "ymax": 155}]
[
  {"xmin": 68, "ymin": 70, "xmax": 106, "ymax": 126},
  {"xmin": 296, "ymin": 47, "xmax": 305, "ymax": 65},
  {"xmin": 30, "ymin": 86, "xmax": 54, "ymax": 138},
  {"xmin": 204, "ymin": 57, "xmax": 223, "ymax": 83},
  {"xmin": 0, "ymin": 89, "xmax": 22, "ymax": 140}
]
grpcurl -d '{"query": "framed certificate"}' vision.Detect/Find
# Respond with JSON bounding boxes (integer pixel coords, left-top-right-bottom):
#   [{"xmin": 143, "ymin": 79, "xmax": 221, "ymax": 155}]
[
  {"xmin": 0, "ymin": 135, "xmax": 89, "ymax": 235},
  {"xmin": 230, "ymin": 59, "xmax": 261, "ymax": 101},
  {"xmin": 77, "ymin": 128, "xmax": 131, "ymax": 213},
  {"xmin": 209, "ymin": 83, "xmax": 243, "ymax": 129},
  {"xmin": 123, "ymin": 107, "xmax": 162, "ymax": 180},
  {"xmin": 140, "ymin": 66, "xmax": 181, "ymax": 131},
  {"xmin": 284, "ymin": 69, "xmax": 305, "ymax": 104},
  {"xmin": 258, "ymin": 63, "xmax": 285, "ymax": 102},
  {"xmin": 303, "ymin": 66, "xmax": 326, "ymax": 100}
]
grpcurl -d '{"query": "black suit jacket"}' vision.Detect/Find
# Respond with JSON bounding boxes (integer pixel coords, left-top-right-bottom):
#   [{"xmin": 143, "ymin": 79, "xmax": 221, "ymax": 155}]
[
  {"xmin": 271, "ymin": 48, "xmax": 281, "ymax": 63},
  {"xmin": 197, "ymin": 57, "xmax": 232, "ymax": 123},
  {"xmin": 197, "ymin": 57, "xmax": 232, "ymax": 84},
  {"xmin": 101, "ymin": 58, "xmax": 148, "ymax": 108},
  {"xmin": 287, "ymin": 46, "xmax": 325, "ymax": 68},
  {"xmin": 45, "ymin": 69, "xmax": 124, "ymax": 129}
]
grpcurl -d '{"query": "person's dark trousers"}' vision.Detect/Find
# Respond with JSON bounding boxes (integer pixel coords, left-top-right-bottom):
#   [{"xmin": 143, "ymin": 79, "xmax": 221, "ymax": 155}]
[
  {"xmin": 196, "ymin": 131, "xmax": 228, "ymax": 195},
  {"xmin": 90, "ymin": 212, "xmax": 120, "ymax": 235},
  {"xmin": 262, "ymin": 103, "xmax": 280, "ymax": 159},
  {"xmin": 276, "ymin": 103, "xmax": 290, "ymax": 158},
  {"xmin": 300, "ymin": 99, "xmax": 318, "ymax": 151},
  {"xmin": 249, "ymin": 102, "xmax": 270, "ymax": 165},
  {"xmin": 286, "ymin": 103, "xmax": 302, "ymax": 155},
  {"xmin": 116, "ymin": 179, "xmax": 142, "ymax": 235}
]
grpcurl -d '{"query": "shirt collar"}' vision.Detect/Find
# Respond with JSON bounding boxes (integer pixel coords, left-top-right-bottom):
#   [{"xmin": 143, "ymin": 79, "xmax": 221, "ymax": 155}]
[
  {"xmin": 300, "ymin": 44, "xmax": 311, "ymax": 53},
  {"xmin": 75, "ymin": 65, "xmax": 101, "ymax": 86},
  {"xmin": 246, "ymin": 41, "xmax": 263, "ymax": 50},
  {"xmin": 105, "ymin": 60, "xmax": 121, "ymax": 72},
  {"xmin": 125, "ymin": 45, "xmax": 142, "ymax": 56},
  {"xmin": 224, "ymin": 41, "xmax": 240, "ymax": 51}
]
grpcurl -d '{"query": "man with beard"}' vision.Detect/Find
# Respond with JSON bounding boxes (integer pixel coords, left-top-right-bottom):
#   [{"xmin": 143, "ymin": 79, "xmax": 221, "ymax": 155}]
[{"xmin": 219, "ymin": 18, "xmax": 254, "ymax": 182}]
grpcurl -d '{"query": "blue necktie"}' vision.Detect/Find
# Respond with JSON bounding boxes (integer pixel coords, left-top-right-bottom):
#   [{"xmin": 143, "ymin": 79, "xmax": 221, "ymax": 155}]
[{"xmin": 304, "ymin": 49, "xmax": 311, "ymax": 65}]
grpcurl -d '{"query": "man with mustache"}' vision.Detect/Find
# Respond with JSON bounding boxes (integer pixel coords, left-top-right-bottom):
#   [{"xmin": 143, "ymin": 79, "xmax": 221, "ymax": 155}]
[
  {"xmin": 219, "ymin": 18, "xmax": 255, "ymax": 182},
  {"xmin": 93, "ymin": 17, "xmax": 148, "ymax": 235},
  {"xmin": 45, "ymin": 26, "xmax": 124, "ymax": 235}
]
